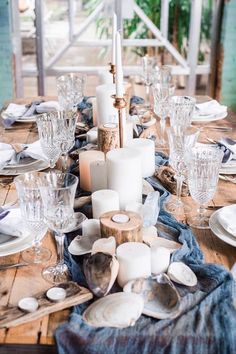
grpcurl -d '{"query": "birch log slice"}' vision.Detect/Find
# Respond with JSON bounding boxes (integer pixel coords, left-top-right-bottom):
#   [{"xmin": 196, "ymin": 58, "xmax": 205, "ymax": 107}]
[
  {"xmin": 100, "ymin": 210, "xmax": 142, "ymax": 245},
  {"xmin": 98, "ymin": 124, "xmax": 119, "ymax": 154}
]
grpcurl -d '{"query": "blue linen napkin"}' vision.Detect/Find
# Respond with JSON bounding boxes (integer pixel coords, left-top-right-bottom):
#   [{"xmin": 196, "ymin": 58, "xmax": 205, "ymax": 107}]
[{"xmin": 55, "ymin": 154, "xmax": 236, "ymax": 354}]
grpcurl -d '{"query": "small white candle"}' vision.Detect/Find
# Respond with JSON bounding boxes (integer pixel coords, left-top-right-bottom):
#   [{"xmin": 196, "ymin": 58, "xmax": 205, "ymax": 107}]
[
  {"xmin": 91, "ymin": 236, "xmax": 116, "ymax": 255},
  {"xmin": 151, "ymin": 245, "xmax": 170, "ymax": 275},
  {"xmin": 115, "ymin": 31, "xmax": 123, "ymax": 98},
  {"xmin": 82, "ymin": 219, "xmax": 101, "ymax": 237},
  {"xmin": 96, "ymin": 83, "xmax": 118, "ymax": 126},
  {"xmin": 91, "ymin": 160, "xmax": 107, "ymax": 192},
  {"xmin": 87, "ymin": 129, "xmax": 98, "ymax": 144},
  {"xmin": 106, "ymin": 148, "xmax": 142, "ymax": 209},
  {"xmin": 46, "ymin": 287, "xmax": 66, "ymax": 302},
  {"xmin": 125, "ymin": 138, "xmax": 155, "ymax": 178},
  {"xmin": 116, "ymin": 242, "xmax": 151, "ymax": 287},
  {"xmin": 79, "ymin": 150, "xmax": 105, "ymax": 191},
  {"xmin": 18, "ymin": 297, "xmax": 39, "ymax": 313},
  {"xmin": 92, "ymin": 189, "xmax": 119, "ymax": 219},
  {"xmin": 112, "ymin": 13, "xmax": 117, "ymax": 65}
]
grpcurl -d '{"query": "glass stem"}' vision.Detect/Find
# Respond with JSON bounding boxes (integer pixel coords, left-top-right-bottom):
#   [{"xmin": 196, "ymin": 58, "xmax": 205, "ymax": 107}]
[
  {"xmin": 199, "ymin": 204, "xmax": 206, "ymax": 220},
  {"xmin": 57, "ymin": 232, "xmax": 65, "ymax": 270},
  {"xmin": 145, "ymin": 85, "xmax": 150, "ymax": 106},
  {"xmin": 49, "ymin": 159, "xmax": 55, "ymax": 169},
  {"xmin": 61, "ymin": 153, "xmax": 68, "ymax": 172},
  {"xmin": 160, "ymin": 117, "xmax": 166, "ymax": 145},
  {"xmin": 176, "ymin": 174, "xmax": 183, "ymax": 205},
  {"xmin": 33, "ymin": 234, "xmax": 41, "ymax": 255}
]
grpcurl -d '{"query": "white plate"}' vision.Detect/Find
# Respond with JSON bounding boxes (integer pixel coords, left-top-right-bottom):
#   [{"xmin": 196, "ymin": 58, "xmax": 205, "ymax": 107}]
[
  {"xmin": 1, "ymin": 111, "xmax": 36, "ymax": 123},
  {"xmin": 0, "ymin": 231, "xmax": 29, "ymax": 249},
  {"xmin": 209, "ymin": 209, "xmax": 236, "ymax": 247},
  {"xmin": 5, "ymin": 157, "xmax": 38, "ymax": 169},
  {"xmin": 0, "ymin": 231, "xmax": 45, "ymax": 257},
  {"xmin": 0, "ymin": 160, "xmax": 49, "ymax": 176},
  {"xmin": 192, "ymin": 111, "xmax": 228, "ymax": 122},
  {"xmin": 220, "ymin": 162, "xmax": 236, "ymax": 175}
]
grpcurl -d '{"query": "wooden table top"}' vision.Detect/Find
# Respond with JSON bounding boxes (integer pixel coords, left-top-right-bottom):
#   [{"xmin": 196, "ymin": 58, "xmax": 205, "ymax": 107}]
[{"xmin": 0, "ymin": 96, "xmax": 236, "ymax": 352}]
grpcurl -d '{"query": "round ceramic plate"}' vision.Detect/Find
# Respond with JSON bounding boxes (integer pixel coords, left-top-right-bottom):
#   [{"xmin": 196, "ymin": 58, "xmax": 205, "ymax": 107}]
[
  {"xmin": 0, "ymin": 231, "xmax": 30, "ymax": 250},
  {"xmin": 5, "ymin": 157, "xmax": 38, "ymax": 169},
  {"xmin": 209, "ymin": 209, "xmax": 236, "ymax": 247},
  {"xmin": 0, "ymin": 160, "xmax": 49, "ymax": 176},
  {"xmin": 192, "ymin": 111, "xmax": 228, "ymax": 122},
  {"xmin": 1, "ymin": 111, "xmax": 37, "ymax": 123},
  {"xmin": 220, "ymin": 161, "xmax": 236, "ymax": 175}
]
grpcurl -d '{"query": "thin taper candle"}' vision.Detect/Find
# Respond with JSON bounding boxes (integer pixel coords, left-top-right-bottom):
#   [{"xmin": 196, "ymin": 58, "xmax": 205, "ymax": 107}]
[
  {"xmin": 115, "ymin": 31, "xmax": 123, "ymax": 98},
  {"xmin": 112, "ymin": 13, "xmax": 117, "ymax": 65}
]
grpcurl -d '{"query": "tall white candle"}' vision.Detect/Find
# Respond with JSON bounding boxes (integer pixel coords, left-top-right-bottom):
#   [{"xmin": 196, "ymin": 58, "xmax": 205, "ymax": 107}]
[
  {"xmin": 79, "ymin": 150, "xmax": 105, "ymax": 191},
  {"xmin": 125, "ymin": 138, "xmax": 155, "ymax": 178},
  {"xmin": 106, "ymin": 148, "xmax": 142, "ymax": 209},
  {"xmin": 116, "ymin": 242, "xmax": 151, "ymax": 287},
  {"xmin": 92, "ymin": 189, "xmax": 119, "ymax": 219},
  {"xmin": 82, "ymin": 219, "xmax": 101, "ymax": 237},
  {"xmin": 112, "ymin": 13, "xmax": 117, "ymax": 65},
  {"xmin": 96, "ymin": 83, "xmax": 118, "ymax": 126},
  {"xmin": 87, "ymin": 129, "xmax": 98, "ymax": 144},
  {"xmin": 90, "ymin": 160, "xmax": 107, "ymax": 192},
  {"xmin": 115, "ymin": 31, "xmax": 123, "ymax": 98}
]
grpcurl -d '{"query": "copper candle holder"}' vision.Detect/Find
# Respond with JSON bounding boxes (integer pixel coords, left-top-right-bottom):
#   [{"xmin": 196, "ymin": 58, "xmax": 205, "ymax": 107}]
[
  {"xmin": 112, "ymin": 95, "xmax": 127, "ymax": 148},
  {"xmin": 109, "ymin": 63, "xmax": 116, "ymax": 84}
]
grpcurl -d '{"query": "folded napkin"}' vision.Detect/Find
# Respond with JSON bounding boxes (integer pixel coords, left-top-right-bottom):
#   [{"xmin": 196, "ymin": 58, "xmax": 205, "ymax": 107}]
[
  {"xmin": 217, "ymin": 137, "xmax": 236, "ymax": 164},
  {"xmin": 217, "ymin": 204, "xmax": 236, "ymax": 237},
  {"xmin": 194, "ymin": 100, "xmax": 227, "ymax": 118},
  {"xmin": 0, "ymin": 208, "xmax": 27, "ymax": 237},
  {"xmin": 0, "ymin": 140, "xmax": 47, "ymax": 170},
  {"xmin": 36, "ymin": 101, "xmax": 60, "ymax": 114},
  {"xmin": 1, "ymin": 101, "xmax": 43, "ymax": 127}
]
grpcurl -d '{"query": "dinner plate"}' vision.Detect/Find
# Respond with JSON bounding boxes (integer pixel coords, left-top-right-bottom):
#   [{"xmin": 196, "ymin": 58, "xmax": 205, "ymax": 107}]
[
  {"xmin": 209, "ymin": 209, "xmax": 236, "ymax": 247},
  {"xmin": 1, "ymin": 111, "xmax": 37, "ymax": 123},
  {"xmin": 6, "ymin": 157, "xmax": 38, "ymax": 169},
  {"xmin": 220, "ymin": 162, "xmax": 236, "ymax": 175},
  {"xmin": 0, "ymin": 231, "xmax": 29, "ymax": 249},
  {"xmin": 0, "ymin": 160, "xmax": 49, "ymax": 176},
  {"xmin": 192, "ymin": 111, "xmax": 228, "ymax": 122},
  {"xmin": 0, "ymin": 231, "xmax": 45, "ymax": 257}
]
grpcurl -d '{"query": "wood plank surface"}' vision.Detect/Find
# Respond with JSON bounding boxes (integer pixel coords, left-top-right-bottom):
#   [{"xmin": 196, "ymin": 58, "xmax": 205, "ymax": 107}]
[{"xmin": 0, "ymin": 96, "xmax": 235, "ymax": 349}]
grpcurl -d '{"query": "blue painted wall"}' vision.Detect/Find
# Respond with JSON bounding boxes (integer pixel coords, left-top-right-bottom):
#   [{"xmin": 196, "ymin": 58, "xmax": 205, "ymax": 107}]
[
  {"xmin": 221, "ymin": 0, "xmax": 236, "ymax": 112},
  {"xmin": 0, "ymin": 0, "xmax": 13, "ymax": 109}
]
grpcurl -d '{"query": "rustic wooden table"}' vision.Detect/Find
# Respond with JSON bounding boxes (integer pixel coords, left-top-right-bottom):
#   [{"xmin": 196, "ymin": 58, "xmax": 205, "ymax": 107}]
[{"xmin": 0, "ymin": 97, "xmax": 235, "ymax": 354}]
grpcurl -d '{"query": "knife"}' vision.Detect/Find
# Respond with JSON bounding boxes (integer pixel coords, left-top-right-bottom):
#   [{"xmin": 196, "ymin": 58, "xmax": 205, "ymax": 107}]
[{"xmin": 0, "ymin": 263, "xmax": 28, "ymax": 270}]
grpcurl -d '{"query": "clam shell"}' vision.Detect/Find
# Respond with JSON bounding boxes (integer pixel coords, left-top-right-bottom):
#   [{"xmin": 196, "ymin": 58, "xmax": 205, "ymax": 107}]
[
  {"xmin": 150, "ymin": 237, "xmax": 182, "ymax": 252},
  {"xmin": 167, "ymin": 262, "xmax": 197, "ymax": 287},
  {"xmin": 83, "ymin": 292, "xmax": 144, "ymax": 328},
  {"xmin": 68, "ymin": 234, "xmax": 100, "ymax": 256},
  {"xmin": 123, "ymin": 274, "xmax": 180, "ymax": 319},
  {"xmin": 83, "ymin": 252, "xmax": 119, "ymax": 297},
  {"xmin": 91, "ymin": 236, "xmax": 116, "ymax": 256}
]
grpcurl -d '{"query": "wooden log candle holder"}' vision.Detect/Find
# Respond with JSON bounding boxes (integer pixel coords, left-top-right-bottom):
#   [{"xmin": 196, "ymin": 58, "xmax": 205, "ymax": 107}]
[
  {"xmin": 100, "ymin": 210, "xmax": 142, "ymax": 246},
  {"xmin": 98, "ymin": 123, "xmax": 119, "ymax": 154}
]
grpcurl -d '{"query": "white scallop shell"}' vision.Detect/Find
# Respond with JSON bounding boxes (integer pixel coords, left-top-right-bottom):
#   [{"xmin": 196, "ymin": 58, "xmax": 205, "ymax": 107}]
[
  {"xmin": 150, "ymin": 237, "xmax": 182, "ymax": 252},
  {"xmin": 68, "ymin": 234, "xmax": 100, "ymax": 256},
  {"xmin": 123, "ymin": 274, "xmax": 180, "ymax": 320},
  {"xmin": 91, "ymin": 236, "xmax": 116, "ymax": 256},
  {"xmin": 83, "ymin": 292, "xmax": 144, "ymax": 328},
  {"xmin": 167, "ymin": 262, "xmax": 197, "ymax": 287}
]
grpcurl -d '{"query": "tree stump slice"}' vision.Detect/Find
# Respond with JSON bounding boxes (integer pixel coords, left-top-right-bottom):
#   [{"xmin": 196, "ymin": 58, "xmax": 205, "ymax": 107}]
[{"xmin": 98, "ymin": 124, "xmax": 119, "ymax": 154}]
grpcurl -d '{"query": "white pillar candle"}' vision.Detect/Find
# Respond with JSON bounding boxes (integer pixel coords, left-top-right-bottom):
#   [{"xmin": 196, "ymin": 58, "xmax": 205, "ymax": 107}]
[
  {"xmin": 151, "ymin": 245, "xmax": 170, "ymax": 275},
  {"xmin": 96, "ymin": 83, "xmax": 118, "ymax": 126},
  {"xmin": 87, "ymin": 129, "xmax": 98, "ymax": 144},
  {"xmin": 79, "ymin": 150, "xmax": 105, "ymax": 191},
  {"xmin": 92, "ymin": 189, "xmax": 119, "ymax": 219},
  {"xmin": 91, "ymin": 236, "xmax": 116, "ymax": 255},
  {"xmin": 82, "ymin": 219, "xmax": 101, "ymax": 237},
  {"xmin": 87, "ymin": 97, "xmax": 97, "ymax": 126},
  {"xmin": 125, "ymin": 202, "xmax": 144, "ymax": 219},
  {"xmin": 115, "ymin": 31, "xmax": 123, "ymax": 98},
  {"xmin": 90, "ymin": 160, "xmax": 107, "ymax": 192},
  {"xmin": 106, "ymin": 148, "xmax": 142, "ymax": 209},
  {"xmin": 116, "ymin": 242, "xmax": 151, "ymax": 287},
  {"xmin": 112, "ymin": 13, "xmax": 117, "ymax": 65},
  {"xmin": 125, "ymin": 138, "xmax": 155, "ymax": 178}
]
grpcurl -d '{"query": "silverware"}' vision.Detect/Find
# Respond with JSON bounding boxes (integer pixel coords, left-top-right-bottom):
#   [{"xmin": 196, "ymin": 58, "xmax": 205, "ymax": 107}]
[
  {"xmin": 201, "ymin": 126, "xmax": 232, "ymax": 131},
  {"xmin": 207, "ymin": 205, "xmax": 224, "ymax": 210},
  {"xmin": 0, "ymin": 262, "xmax": 28, "ymax": 270}
]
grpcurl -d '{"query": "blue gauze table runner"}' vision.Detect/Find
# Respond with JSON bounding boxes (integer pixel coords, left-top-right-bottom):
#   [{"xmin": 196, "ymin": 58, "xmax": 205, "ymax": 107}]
[{"xmin": 55, "ymin": 154, "xmax": 236, "ymax": 354}]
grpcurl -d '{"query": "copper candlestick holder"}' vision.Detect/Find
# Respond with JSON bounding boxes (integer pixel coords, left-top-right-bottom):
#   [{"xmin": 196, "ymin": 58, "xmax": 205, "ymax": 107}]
[
  {"xmin": 112, "ymin": 95, "xmax": 127, "ymax": 148},
  {"xmin": 109, "ymin": 62, "xmax": 116, "ymax": 84}
]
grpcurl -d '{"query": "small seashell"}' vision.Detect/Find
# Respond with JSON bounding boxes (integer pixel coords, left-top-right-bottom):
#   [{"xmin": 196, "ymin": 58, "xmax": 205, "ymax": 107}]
[
  {"xmin": 151, "ymin": 246, "xmax": 170, "ymax": 275},
  {"xmin": 123, "ymin": 274, "xmax": 180, "ymax": 320},
  {"xmin": 167, "ymin": 262, "xmax": 197, "ymax": 287},
  {"xmin": 91, "ymin": 236, "xmax": 116, "ymax": 256},
  {"xmin": 68, "ymin": 234, "xmax": 100, "ymax": 256},
  {"xmin": 83, "ymin": 292, "xmax": 144, "ymax": 328},
  {"xmin": 83, "ymin": 252, "xmax": 119, "ymax": 297}
]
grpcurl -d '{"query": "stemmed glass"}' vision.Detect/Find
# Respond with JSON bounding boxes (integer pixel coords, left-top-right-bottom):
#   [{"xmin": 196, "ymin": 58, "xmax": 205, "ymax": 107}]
[
  {"xmin": 169, "ymin": 96, "xmax": 196, "ymax": 129},
  {"xmin": 152, "ymin": 82, "xmax": 175, "ymax": 147},
  {"xmin": 186, "ymin": 145, "xmax": 223, "ymax": 229},
  {"xmin": 14, "ymin": 172, "xmax": 51, "ymax": 264},
  {"xmin": 36, "ymin": 113, "xmax": 61, "ymax": 168},
  {"xmin": 57, "ymin": 73, "xmax": 85, "ymax": 110},
  {"xmin": 39, "ymin": 172, "xmax": 78, "ymax": 283},
  {"xmin": 164, "ymin": 126, "xmax": 200, "ymax": 215},
  {"xmin": 141, "ymin": 55, "xmax": 157, "ymax": 107},
  {"xmin": 49, "ymin": 109, "xmax": 78, "ymax": 171}
]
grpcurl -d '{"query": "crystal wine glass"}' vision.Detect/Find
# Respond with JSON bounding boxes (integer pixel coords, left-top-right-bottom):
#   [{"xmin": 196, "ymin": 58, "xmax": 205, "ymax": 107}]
[
  {"xmin": 39, "ymin": 172, "xmax": 78, "ymax": 283},
  {"xmin": 169, "ymin": 96, "xmax": 196, "ymax": 129},
  {"xmin": 57, "ymin": 73, "xmax": 85, "ymax": 110},
  {"xmin": 164, "ymin": 126, "xmax": 200, "ymax": 215},
  {"xmin": 14, "ymin": 172, "xmax": 51, "ymax": 264},
  {"xmin": 36, "ymin": 113, "xmax": 61, "ymax": 168},
  {"xmin": 152, "ymin": 82, "xmax": 175, "ymax": 147},
  {"xmin": 141, "ymin": 55, "xmax": 157, "ymax": 107},
  {"xmin": 186, "ymin": 145, "xmax": 223, "ymax": 229}
]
